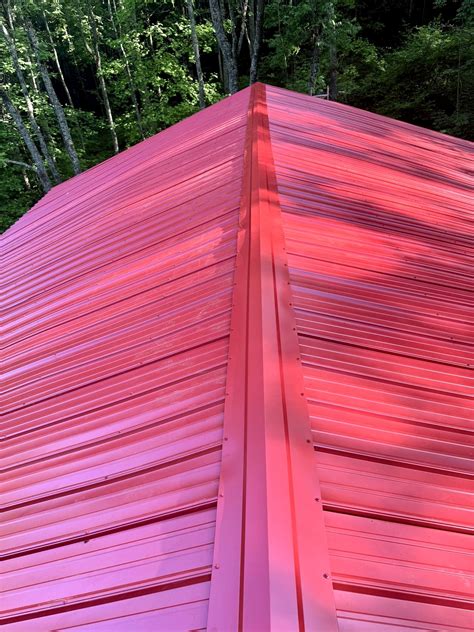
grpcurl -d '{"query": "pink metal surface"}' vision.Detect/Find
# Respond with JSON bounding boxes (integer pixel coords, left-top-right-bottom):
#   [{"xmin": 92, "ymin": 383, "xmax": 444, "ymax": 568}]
[
  {"xmin": 266, "ymin": 85, "xmax": 473, "ymax": 631},
  {"xmin": 1, "ymin": 88, "xmax": 250, "ymax": 629},
  {"xmin": 2, "ymin": 83, "xmax": 473, "ymax": 631}
]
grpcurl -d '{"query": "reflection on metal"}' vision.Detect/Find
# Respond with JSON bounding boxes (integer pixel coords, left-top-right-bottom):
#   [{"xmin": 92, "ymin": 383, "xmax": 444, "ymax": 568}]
[{"xmin": 2, "ymin": 83, "xmax": 472, "ymax": 631}]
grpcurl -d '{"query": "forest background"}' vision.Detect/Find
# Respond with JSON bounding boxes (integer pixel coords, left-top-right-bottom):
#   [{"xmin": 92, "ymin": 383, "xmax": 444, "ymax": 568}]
[{"xmin": 0, "ymin": 0, "xmax": 472, "ymax": 231}]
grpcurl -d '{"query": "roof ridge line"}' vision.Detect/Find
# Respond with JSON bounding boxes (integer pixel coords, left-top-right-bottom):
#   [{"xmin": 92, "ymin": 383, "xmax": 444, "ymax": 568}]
[{"xmin": 207, "ymin": 83, "xmax": 338, "ymax": 631}]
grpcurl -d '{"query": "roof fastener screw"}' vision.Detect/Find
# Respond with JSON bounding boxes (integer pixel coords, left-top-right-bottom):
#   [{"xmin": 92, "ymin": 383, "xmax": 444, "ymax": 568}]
[
  {"xmin": 323, "ymin": 573, "xmax": 329, "ymax": 579},
  {"xmin": 306, "ymin": 439, "xmax": 311, "ymax": 443},
  {"xmin": 214, "ymin": 564, "xmax": 220, "ymax": 569},
  {"xmin": 315, "ymin": 497, "xmax": 320, "ymax": 502}
]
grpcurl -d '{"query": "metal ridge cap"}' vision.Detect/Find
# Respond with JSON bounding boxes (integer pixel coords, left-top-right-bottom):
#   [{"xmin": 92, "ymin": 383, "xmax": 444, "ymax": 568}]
[{"xmin": 207, "ymin": 83, "xmax": 338, "ymax": 631}]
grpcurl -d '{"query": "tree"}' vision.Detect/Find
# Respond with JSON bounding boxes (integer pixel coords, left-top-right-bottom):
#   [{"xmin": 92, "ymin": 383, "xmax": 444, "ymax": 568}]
[
  {"xmin": 106, "ymin": 0, "xmax": 145, "ymax": 137},
  {"xmin": 86, "ymin": 3, "xmax": 119, "ymax": 153},
  {"xmin": 186, "ymin": 0, "xmax": 206, "ymax": 109},
  {"xmin": 349, "ymin": 1, "xmax": 474, "ymax": 139},
  {"xmin": 249, "ymin": 0, "xmax": 264, "ymax": 84},
  {"xmin": 0, "ymin": 85, "xmax": 52, "ymax": 191},
  {"xmin": 1, "ymin": 0, "xmax": 472, "ymax": 234},
  {"xmin": 208, "ymin": 0, "xmax": 238, "ymax": 93},
  {"xmin": 327, "ymin": 1, "xmax": 338, "ymax": 100},
  {"xmin": 41, "ymin": 5, "xmax": 75, "ymax": 109},
  {"xmin": 26, "ymin": 20, "xmax": 81, "ymax": 174},
  {"xmin": 0, "ymin": 20, "xmax": 60, "ymax": 182}
]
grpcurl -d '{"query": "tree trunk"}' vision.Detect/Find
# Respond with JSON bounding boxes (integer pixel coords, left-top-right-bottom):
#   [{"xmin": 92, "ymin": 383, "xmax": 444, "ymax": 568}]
[
  {"xmin": 327, "ymin": 2, "xmax": 338, "ymax": 101},
  {"xmin": 23, "ymin": 169, "xmax": 32, "ymax": 189},
  {"xmin": 49, "ymin": 39, "xmax": 87, "ymax": 152},
  {"xmin": 107, "ymin": 0, "xmax": 145, "ymax": 137},
  {"xmin": 0, "ymin": 22, "xmax": 61, "ymax": 183},
  {"xmin": 0, "ymin": 86, "xmax": 52, "ymax": 192},
  {"xmin": 26, "ymin": 22, "xmax": 81, "ymax": 174},
  {"xmin": 237, "ymin": 0, "xmax": 250, "ymax": 55},
  {"xmin": 328, "ymin": 42, "xmax": 338, "ymax": 100},
  {"xmin": 42, "ymin": 12, "xmax": 75, "ymax": 108},
  {"xmin": 186, "ymin": 0, "xmax": 206, "ymax": 109},
  {"xmin": 25, "ymin": 50, "xmax": 39, "ymax": 91},
  {"xmin": 248, "ymin": 0, "xmax": 255, "ymax": 49},
  {"xmin": 5, "ymin": 158, "xmax": 37, "ymax": 170},
  {"xmin": 208, "ymin": 0, "xmax": 238, "ymax": 94},
  {"xmin": 249, "ymin": 0, "xmax": 263, "ymax": 83},
  {"xmin": 217, "ymin": 48, "xmax": 225, "ymax": 89},
  {"xmin": 456, "ymin": 44, "xmax": 461, "ymax": 122},
  {"xmin": 227, "ymin": 0, "xmax": 237, "ymax": 59},
  {"xmin": 87, "ymin": 7, "xmax": 119, "ymax": 153},
  {"xmin": 308, "ymin": 29, "xmax": 321, "ymax": 95}
]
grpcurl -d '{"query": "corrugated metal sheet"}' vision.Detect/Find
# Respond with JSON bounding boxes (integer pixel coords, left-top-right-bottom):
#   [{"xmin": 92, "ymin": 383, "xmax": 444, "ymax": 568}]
[
  {"xmin": 266, "ymin": 85, "xmax": 473, "ymax": 631},
  {"xmin": 2, "ymin": 83, "xmax": 472, "ymax": 631},
  {"xmin": 1, "ymin": 88, "xmax": 250, "ymax": 630}
]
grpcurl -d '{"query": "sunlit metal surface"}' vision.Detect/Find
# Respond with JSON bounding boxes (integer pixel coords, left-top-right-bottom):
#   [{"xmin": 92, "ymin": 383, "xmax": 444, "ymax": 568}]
[
  {"xmin": 266, "ymin": 85, "xmax": 473, "ymax": 631},
  {"xmin": 1, "ymin": 88, "xmax": 249, "ymax": 630},
  {"xmin": 2, "ymin": 83, "xmax": 472, "ymax": 631}
]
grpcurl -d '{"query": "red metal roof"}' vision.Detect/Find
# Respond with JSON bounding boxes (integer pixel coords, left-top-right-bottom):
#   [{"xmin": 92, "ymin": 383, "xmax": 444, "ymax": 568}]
[{"xmin": 2, "ymin": 84, "xmax": 473, "ymax": 630}]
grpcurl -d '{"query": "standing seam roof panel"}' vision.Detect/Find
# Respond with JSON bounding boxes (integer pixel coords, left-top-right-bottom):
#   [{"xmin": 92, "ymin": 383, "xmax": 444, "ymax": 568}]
[
  {"xmin": 266, "ymin": 84, "xmax": 473, "ymax": 632},
  {"xmin": 1, "ymin": 88, "xmax": 250, "ymax": 630}
]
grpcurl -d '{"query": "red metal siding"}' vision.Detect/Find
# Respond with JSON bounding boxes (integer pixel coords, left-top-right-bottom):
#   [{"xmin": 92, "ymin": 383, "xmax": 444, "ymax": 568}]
[
  {"xmin": 266, "ymin": 85, "xmax": 473, "ymax": 631},
  {"xmin": 1, "ymin": 89, "xmax": 250, "ymax": 629}
]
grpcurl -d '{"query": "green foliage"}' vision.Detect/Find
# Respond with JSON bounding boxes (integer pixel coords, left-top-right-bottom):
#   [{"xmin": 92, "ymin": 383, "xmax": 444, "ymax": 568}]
[
  {"xmin": 350, "ymin": 19, "xmax": 474, "ymax": 139},
  {"xmin": 0, "ymin": 118, "xmax": 40, "ymax": 230},
  {"xmin": 1, "ymin": 0, "xmax": 472, "ymax": 232}
]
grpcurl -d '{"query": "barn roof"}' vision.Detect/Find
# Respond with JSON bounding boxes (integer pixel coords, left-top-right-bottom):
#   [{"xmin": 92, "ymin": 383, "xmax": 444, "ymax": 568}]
[{"xmin": 2, "ymin": 83, "xmax": 473, "ymax": 631}]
